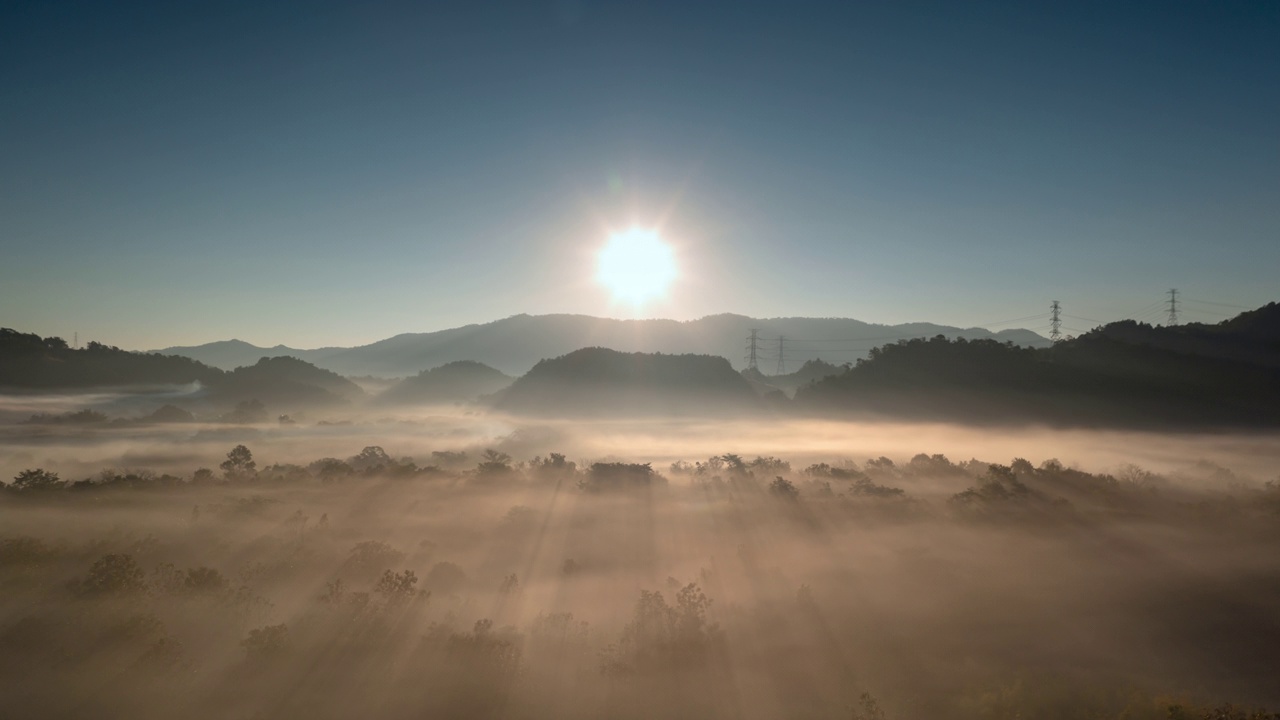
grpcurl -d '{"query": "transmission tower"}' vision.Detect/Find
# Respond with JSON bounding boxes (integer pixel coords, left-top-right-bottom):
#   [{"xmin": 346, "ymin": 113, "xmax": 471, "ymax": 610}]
[
  {"xmin": 1049, "ymin": 301, "xmax": 1062, "ymax": 343},
  {"xmin": 1166, "ymin": 288, "xmax": 1179, "ymax": 325},
  {"xmin": 73, "ymin": 332, "xmax": 78, "ymax": 349},
  {"xmin": 775, "ymin": 336, "xmax": 787, "ymax": 376},
  {"xmin": 745, "ymin": 329, "xmax": 760, "ymax": 371}
]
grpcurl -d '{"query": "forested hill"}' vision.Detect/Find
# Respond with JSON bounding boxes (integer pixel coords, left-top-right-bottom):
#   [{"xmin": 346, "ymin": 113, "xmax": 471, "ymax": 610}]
[
  {"xmin": 0, "ymin": 328, "xmax": 361, "ymax": 410},
  {"xmin": 795, "ymin": 303, "xmax": 1280, "ymax": 428},
  {"xmin": 376, "ymin": 361, "xmax": 513, "ymax": 405},
  {"xmin": 0, "ymin": 329, "xmax": 222, "ymax": 388},
  {"xmin": 495, "ymin": 347, "xmax": 762, "ymax": 416}
]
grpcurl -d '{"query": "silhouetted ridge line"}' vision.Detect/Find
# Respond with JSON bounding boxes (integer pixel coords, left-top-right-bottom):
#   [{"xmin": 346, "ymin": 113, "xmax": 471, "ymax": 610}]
[
  {"xmin": 796, "ymin": 302, "xmax": 1280, "ymax": 429},
  {"xmin": 495, "ymin": 347, "xmax": 762, "ymax": 417},
  {"xmin": 150, "ymin": 314, "xmax": 1050, "ymax": 375},
  {"xmin": 376, "ymin": 361, "xmax": 513, "ymax": 405},
  {"xmin": 0, "ymin": 329, "xmax": 363, "ymax": 412}
]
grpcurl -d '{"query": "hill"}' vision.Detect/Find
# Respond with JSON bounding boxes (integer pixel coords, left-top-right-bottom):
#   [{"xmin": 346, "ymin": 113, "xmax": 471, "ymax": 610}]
[
  {"xmin": 0, "ymin": 329, "xmax": 223, "ymax": 389},
  {"xmin": 214, "ymin": 356, "xmax": 365, "ymax": 409},
  {"xmin": 376, "ymin": 361, "xmax": 513, "ymax": 405},
  {"xmin": 152, "ymin": 314, "xmax": 1049, "ymax": 376},
  {"xmin": 495, "ymin": 347, "xmax": 762, "ymax": 416},
  {"xmin": 758, "ymin": 358, "xmax": 845, "ymax": 396},
  {"xmin": 795, "ymin": 303, "xmax": 1280, "ymax": 428},
  {"xmin": 0, "ymin": 329, "xmax": 361, "ymax": 414}
]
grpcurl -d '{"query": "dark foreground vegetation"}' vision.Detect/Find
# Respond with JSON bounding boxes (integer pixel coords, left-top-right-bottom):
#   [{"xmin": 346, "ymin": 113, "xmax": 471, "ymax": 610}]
[
  {"xmin": 796, "ymin": 302, "xmax": 1280, "ymax": 428},
  {"xmin": 3, "ymin": 445, "xmax": 1279, "ymax": 719}
]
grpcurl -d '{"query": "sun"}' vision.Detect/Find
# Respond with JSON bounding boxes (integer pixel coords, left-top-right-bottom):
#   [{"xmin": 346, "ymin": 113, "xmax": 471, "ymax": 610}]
[{"xmin": 596, "ymin": 228, "xmax": 677, "ymax": 305}]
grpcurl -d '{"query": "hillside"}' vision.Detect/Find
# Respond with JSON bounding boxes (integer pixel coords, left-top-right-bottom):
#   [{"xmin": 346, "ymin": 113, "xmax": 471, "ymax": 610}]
[
  {"xmin": 0, "ymin": 329, "xmax": 361, "ymax": 414},
  {"xmin": 152, "ymin": 314, "xmax": 1049, "ymax": 376},
  {"xmin": 1, "ymin": 329, "xmax": 223, "ymax": 389},
  {"xmin": 760, "ymin": 359, "xmax": 845, "ymax": 395},
  {"xmin": 214, "ymin": 356, "xmax": 365, "ymax": 409},
  {"xmin": 795, "ymin": 303, "xmax": 1280, "ymax": 428},
  {"xmin": 376, "ymin": 361, "xmax": 513, "ymax": 405},
  {"xmin": 495, "ymin": 347, "xmax": 762, "ymax": 416}
]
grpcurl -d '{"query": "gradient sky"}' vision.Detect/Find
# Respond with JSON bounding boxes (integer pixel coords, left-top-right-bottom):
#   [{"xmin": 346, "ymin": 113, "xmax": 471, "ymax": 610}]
[{"xmin": 3, "ymin": 1, "xmax": 1277, "ymax": 349}]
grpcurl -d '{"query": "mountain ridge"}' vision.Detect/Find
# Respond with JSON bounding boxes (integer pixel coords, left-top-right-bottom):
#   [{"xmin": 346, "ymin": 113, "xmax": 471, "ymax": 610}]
[{"xmin": 151, "ymin": 313, "xmax": 1049, "ymax": 376}]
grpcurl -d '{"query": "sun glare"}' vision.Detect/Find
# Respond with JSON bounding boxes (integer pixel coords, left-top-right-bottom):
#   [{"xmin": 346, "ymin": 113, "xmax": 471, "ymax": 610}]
[{"xmin": 596, "ymin": 228, "xmax": 677, "ymax": 305}]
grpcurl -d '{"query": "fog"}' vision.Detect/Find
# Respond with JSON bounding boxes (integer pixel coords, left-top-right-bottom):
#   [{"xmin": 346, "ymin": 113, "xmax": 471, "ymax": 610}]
[{"xmin": 2, "ymin": 399, "xmax": 1279, "ymax": 719}]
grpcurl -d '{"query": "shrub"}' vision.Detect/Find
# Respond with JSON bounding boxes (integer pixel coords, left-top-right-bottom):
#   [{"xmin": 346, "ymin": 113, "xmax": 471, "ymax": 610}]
[
  {"xmin": 79, "ymin": 554, "xmax": 146, "ymax": 596},
  {"xmin": 241, "ymin": 624, "xmax": 289, "ymax": 659},
  {"xmin": 425, "ymin": 561, "xmax": 466, "ymax": 594},
  {"xmin": 9, "ymin": 469, "xmax": 64, "ymax": 492}
]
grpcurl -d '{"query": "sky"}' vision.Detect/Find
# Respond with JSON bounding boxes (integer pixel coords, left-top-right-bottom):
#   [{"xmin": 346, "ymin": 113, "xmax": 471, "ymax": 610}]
[{"xmin": 2, "ymin": 0, "xmax": 1277, "ymax": 350}]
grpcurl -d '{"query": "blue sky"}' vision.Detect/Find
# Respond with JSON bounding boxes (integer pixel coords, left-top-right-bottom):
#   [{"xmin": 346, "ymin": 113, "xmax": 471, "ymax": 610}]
[{"xmin": 2, "ymin": 1, "xmax": 1277, "ymax": 349}]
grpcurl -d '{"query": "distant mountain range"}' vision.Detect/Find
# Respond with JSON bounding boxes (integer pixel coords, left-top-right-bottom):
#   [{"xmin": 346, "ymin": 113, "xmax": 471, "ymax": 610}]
[
  {"xmin": 151, "ymin": 313, "xmax": 1049, "ymax": 377},
  {"xmin": 4, "ymin": 303, "xmax": 1280, "ymax": 428}
]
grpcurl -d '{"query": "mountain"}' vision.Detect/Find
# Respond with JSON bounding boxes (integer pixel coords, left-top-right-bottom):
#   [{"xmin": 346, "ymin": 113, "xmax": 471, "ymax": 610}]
[
  {"xmin": 0, "ymin": 330, "xmax": 361, "ymax": 414},
  {"xmin": 795, "ymin": 303, "xmax": 1280, "ymax": 429},
  {"xmin": 151, "ymin": 339, "xmax": 343, "ymax": 373},
  {"xmin": 495, "ymin": 348, "xmax": 762, "ymax": 416},
  {"xmin": 216, "ymin": 356, "xmax": 365, "ymax": 408},
  {"xmin": 152, "ymin": 314, "xmax": 1049, "ymax": 377},
  {"xmin": 1, "ymin": 329, "xmax": 223, "ymax": 389},
  {"xmin": 376, "ymin": 361, "xmax": 513, "ymax": 405}
]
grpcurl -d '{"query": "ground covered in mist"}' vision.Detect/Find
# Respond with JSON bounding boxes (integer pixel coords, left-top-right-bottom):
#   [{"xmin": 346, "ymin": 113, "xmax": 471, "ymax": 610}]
[{"xmin": 3, "ymin": 427, "xmax": 1280, "ymax": 720}]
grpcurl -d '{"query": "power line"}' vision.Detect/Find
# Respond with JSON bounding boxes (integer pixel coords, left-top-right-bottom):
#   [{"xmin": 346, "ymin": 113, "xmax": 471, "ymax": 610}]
[
  {"xmin": 775, "ymin": 335, "xmax": 787, "ymax": 376},
  {"xmin": 1183, "ymin": 297, "xmax": 1250, "ymax": 310},
  {"xmin": 1135, "ymin": 306, "xmax": 1169, "ymax": 322},
  {"xmin": 1063, "ymin": 313, "xmax": 1103, "ymax": 325}
]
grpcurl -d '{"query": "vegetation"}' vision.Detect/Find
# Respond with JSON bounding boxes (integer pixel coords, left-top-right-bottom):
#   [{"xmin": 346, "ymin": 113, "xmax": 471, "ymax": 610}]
[
  {"xmin": 496, "ymin": 347, "xmax": 763, "ymax": 416},
  {"xmin": 377, "ymin": 360, "xmax": 513, "ymax": 405},
  {"xmin": 0, "ymin": 441, "xmax": 1277, "ymax": 717},
  {"xmin": 0, "ymin": 328, "xmax": 362, "ymax": 413},
  {"xmin": 797, "ymin": 303, "xmax": 1280, "ymax": 427}
]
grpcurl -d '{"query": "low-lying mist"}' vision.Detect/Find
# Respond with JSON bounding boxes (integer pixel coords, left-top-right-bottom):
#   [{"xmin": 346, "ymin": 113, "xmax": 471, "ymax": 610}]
[{"xmin": 2, "ymin": 402, "xmax": 1279, "ymax": 719}]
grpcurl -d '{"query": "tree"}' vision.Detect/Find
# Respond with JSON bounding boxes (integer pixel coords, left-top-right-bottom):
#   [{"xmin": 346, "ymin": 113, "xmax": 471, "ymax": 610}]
[
  {"xmin": 184, "ymin": 566, "xmax": 229, "ymax": 595},
  {"xmin": 220, "ymin": 445, "xmax": 256, "ymax": 480},
  {"xmin": 241, "ymin": 624, "xmax": 289, "ymax": 660},
  {"xmin": 9, "ymin": 468, "xmax": 64, "ymax": 491},
  {"xmin": 350, "ymin": 445, "xmax": 392, "ymax": 471},
  {"xmin": 375, "ymin": 569, "xmax": 421, "ymax": 604},
  {"xmin": 851, "ymin": 692, "xmax": 887, "ymax": 720},
  {"xmin": 425, "ymin": 561, "xmax": 467, "ymax": 594},
  {"xmin": 221, "ymin": 399, "xmax": 267, "ymax": 424},
  {"xmin": 80, "ymin": 554, "xmax": 146, "ymax": 596},
  {"xmin": 601, "ymin": 583, "xmax": 718, "ymax": 675},
  {"xmin": 476, "ymin": 449, "xmax": 514, "ymax": 477},
  {"xmin": 769, "ymin": 476, "xmax": 799, "ymax": 500}
]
